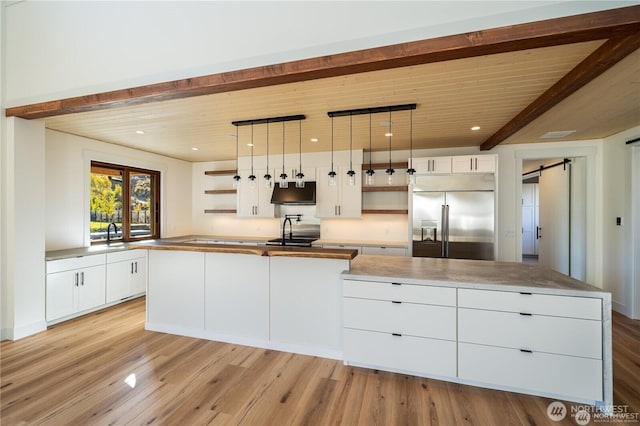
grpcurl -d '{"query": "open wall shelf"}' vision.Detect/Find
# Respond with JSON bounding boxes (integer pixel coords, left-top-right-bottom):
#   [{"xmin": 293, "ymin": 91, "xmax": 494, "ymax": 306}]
[
  {"xmin": 204, "ymin": 189, "xmax": 237, "ymax": 195},
  {"xmin": 362, "ymin": 209, "xmax": 409, "ymax": 215},
  {"xmin": 361, "ymin": 162, "xmax": 408, "ymax": 170},
  {"xmin": 204, "ymin": 170, "xmax": 237, "ymax": 176},
  {"xmin": 204, "ymin": 209, "xmax": 237, "ymax": 214},
  {"xmin": 362, "ymin": 185, "xmax": 408, "ymax": 192}
]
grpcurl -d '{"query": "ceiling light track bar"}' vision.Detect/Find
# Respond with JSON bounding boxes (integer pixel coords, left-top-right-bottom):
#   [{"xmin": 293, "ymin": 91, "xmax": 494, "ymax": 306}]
[
  {"xmin": 232, "ymin": 114, "xmax": 305, "ymax": 127},
  {"xmin": 327, "ymin": 103, "xmax": 416, "ymax": 118}
]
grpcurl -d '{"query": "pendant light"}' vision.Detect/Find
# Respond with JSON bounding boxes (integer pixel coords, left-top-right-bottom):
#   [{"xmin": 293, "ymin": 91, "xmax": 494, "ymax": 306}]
[
  {"xmin": 406, "ymin": 109, "xmax": 416, "ymax": 185},
  {"xmin": 279, "ymin": 121, "xmax": 288, "ymax": 188},
  {"xmin": 385, "ymin": 110, "xmax": 395, "ymax": 185},
  {"xmin": 248, "ymin": 123, "xmax": 256, "ymax": 188},
  {"xmin": 233, "ymin": 125, "xmax": 241, "ymax": 187},
  {"xmin": 328, "ymin": 116, "xmax": 337, "ymax": 186},
  {"xmin": 365, "ymin": 113, "xmax": 375, "ymax": 186},
  {"xmin": 295, "ymin": 119, "xmax": 305, "ymax": 188},
  {"xmin": 346, "ymin": 114, "xmax": 356, "ymax": 186},
  {"xmin": 264, "ymin": 122, "xmax": 272, "ymax": 188}
]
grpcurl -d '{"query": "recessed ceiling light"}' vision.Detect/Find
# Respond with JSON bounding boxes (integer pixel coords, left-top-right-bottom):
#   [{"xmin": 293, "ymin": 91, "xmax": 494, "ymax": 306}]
[
  {"xmin": 228, "ymin": 134, "xmax": 237, "ymax": 139},
  {"xmin": 191, "ymin": 147, "xmax": 199, "ymax": 151},
  {"xmin": 247, "ymin": 143, "xmax": 254, "ymax": 147},
  {"xmin": 310, "ymin": 138, "xmax": 318, "ymax": 143},
  {"xmin": 471, "ymin": 126, "xmax": 481, "ymax": 131},
  {"xmin": 540, "ymin": 130, "xmax": 576, "ymax": 139},
  {"xmin": 135, "ymin": 130, "xmax": 145, "ymax": 134},
  {"xmin": 385, "ymin": 132, "xmax": 393, "ymax": 137},
  {"xmin": 380, "ymin": 121, "xmax": 392, "ymax": 126}
]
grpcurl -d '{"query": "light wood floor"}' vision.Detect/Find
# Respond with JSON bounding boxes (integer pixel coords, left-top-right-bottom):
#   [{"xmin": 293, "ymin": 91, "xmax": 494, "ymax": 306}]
[{"xmin": 1, "ymin": 297, "xmax": 638, "ymax": 425}]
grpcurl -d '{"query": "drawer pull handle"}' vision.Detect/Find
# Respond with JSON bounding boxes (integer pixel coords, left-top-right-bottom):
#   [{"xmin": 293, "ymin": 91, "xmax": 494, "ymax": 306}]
[
  {"xmin": 519, "ymin": 292, "xmax": 532, "ymax": 295},
  {"xmin": 392, "ymin": 300, "xmax": 402, "ymax": 304},
  {"xmin": 391, "ymin": 282, "xmax": 402, "ymax": 286},
  {"xmin": 392, "ymin": 333, "xmax": 402, "ymax": 337},
  {"xmin": 520, "ymin": 349, "xmax": 533, "ymax": 354},
  {"xmin": 519, "ymin": 312, "xmax": 532, "ymax": 316}
]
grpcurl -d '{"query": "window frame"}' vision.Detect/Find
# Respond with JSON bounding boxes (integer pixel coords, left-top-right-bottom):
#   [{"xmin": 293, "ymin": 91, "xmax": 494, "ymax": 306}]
[{"xmin": 90, "ymin": 161, "xmax": 161, "ymax": 244}]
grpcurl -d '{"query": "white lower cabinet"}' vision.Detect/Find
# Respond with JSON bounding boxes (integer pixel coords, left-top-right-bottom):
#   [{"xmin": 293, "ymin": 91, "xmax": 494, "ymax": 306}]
[
  {"xmin": 458, "ymin": 342, "xmax": 603, "ymax": 401},
  {"xmin": 343, "ymin": 280, "xmax": 607, "ymax": 405},
  {"xmin": 270, "ymin": 256, "xmax": 347, "ymax": 353},
  {"xmin": 344, "ymin": 328, "xmax": 456, "ymax": 377},
  {"xmin": 204, "ymin": 252, "xmax": 269, "ymax": 340},
  {"xmin": 457, "ymin": 288, "xmax": 604, "ymax": 403},
  {"xmin": 147, "ymin": 250, "xmax": 205, "ymax": 331},
  {"xmin": 343, "ymin": 279, "xmax": 457, "ymax": 378},
  {"xmin": 46, "ymin": 254, "xmax": 106, "ymax": 322},
  {"xmin": 106, "ymin": 250, "xmax": 147, "ymax": 303}
]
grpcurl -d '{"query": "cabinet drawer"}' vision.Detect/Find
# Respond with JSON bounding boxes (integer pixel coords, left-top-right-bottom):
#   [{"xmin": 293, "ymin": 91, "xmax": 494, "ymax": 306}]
[
  {"xmin": 47, "ymin": 254, "xmax": 106, "ymax": 274},
  {"xmin": 106, "ymin": 249, "xmax": 147, "ymax": 263},
  {"xmin": 343, "ymin": 279, "xmax": 455, "ymax": 306},
  {"xmin": 459, "ymin": 342, "xmax": 603, "ymax": 402},
  {"xmin": 360, "ymin": 246, "xmax": 406, "ymax": 256},
  {"xmin": 344, "ymin": 328, "xmax": 456, "ymax": 378},
  {"xmin": 458, "ymin": 288, "xmax": 601, "ymax": 320},
  {"xmin": 344, "ymin": 298, "xmax": 456, "ymax": 340},
  {"xmin": 458, "ymin": 308, "xmax": 602, "ymax": 359}
]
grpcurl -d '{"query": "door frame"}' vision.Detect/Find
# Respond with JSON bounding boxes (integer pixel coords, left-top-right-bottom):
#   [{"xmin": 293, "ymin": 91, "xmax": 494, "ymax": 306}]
[
  {"xmin": 632, "ymin": 145, "xmax": 640, "ymax": 319},
  {"xmin": 515, "ymin": 145, "xmax": 599, "ymax": 285}
]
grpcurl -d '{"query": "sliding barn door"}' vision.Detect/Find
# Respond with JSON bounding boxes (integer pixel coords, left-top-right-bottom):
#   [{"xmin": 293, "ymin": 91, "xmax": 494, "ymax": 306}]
[
  {"xmin": 538, "ymin": 166, "xmax": 569, "ymax": 275},
  {"xmin": 522, "ymin": 183, "xmax": 539, "ymax": 256}
]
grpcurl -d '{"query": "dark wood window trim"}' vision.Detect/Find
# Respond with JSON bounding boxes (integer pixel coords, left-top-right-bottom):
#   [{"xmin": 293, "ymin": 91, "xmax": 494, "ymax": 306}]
[{"xmin": 90, "ymin": 161, "xmax": 161, "ymax": 244}]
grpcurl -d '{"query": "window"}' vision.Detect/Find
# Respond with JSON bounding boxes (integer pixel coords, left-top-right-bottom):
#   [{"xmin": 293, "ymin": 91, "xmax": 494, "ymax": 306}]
[{"xmin": 90, "ymin": 161, "xmax": 160, "ymax": 243}]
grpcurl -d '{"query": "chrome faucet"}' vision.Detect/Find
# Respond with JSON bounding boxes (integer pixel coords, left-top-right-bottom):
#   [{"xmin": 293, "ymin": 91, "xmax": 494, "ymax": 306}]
[{"xmin": 107, "ymin": 222, "xmax": 118, "ymax": 244}]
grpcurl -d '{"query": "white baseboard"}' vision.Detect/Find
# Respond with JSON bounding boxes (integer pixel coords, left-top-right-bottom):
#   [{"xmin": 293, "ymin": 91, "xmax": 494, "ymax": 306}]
[
  {"xmin": 612, "ymin": 300, "xmax": 630, "ymax": 317},
  {"xmin": 3, "ymin": 320, "xmax": 48, "ymax": 340}
]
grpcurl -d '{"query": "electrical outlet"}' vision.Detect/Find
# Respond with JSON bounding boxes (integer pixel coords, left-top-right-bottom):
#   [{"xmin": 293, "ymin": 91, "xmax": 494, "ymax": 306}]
[{"xmin": 616, "ymin": 217, "xmax": 622, "ymax": 226}]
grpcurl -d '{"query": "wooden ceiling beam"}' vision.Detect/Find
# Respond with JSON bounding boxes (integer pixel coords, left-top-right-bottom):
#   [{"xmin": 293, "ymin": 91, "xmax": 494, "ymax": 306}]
[
  {"xmin": 6, "ymin": 5, "xmax": 640, "ymax": 120},
  {"xmin": 480, "ymin": 34, "xmax": 640, "ymax": 151}
]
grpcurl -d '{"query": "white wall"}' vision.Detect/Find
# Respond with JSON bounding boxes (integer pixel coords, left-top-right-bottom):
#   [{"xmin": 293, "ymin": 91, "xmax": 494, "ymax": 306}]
[
  {"xmin": 4, "ymin": 1, "xmax": 635, "ymax": 106},
  {"xmin": 601, "ymin": 126, "xmax": 639, "ymax": 316},
  {"xmin": 1, "ymin": 118, "xmax": 47, "ymax": 340},
  {"xmin": 45, "ymin": 130, "xmax": 192, "ymax": 251}
]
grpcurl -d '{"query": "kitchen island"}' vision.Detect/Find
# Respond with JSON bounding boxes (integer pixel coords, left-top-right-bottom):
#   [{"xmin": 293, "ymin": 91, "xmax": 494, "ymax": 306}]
[
  {"xmin": 135, "ymin": 239, "xmax": 357, "ymax": 359},
  {"xmin": 341, "ymin": 255, "xmax": 613, "ymax": 413}
]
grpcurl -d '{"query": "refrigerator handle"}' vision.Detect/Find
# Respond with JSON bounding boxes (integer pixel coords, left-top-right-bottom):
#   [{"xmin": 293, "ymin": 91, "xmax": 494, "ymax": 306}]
[
  {"xmin": 441, "ymin": 205, "xmax": 446, "ymax": 257},
  {"xmin": 445, "ymin": 204, "xmax": 450, "ymax": 257}
]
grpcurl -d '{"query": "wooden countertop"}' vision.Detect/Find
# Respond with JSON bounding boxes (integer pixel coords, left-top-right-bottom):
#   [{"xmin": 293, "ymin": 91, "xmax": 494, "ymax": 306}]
[
  {"xmin": 131, "ymin": 240, "xmax": 357, "ymax": 260},
  {"xmin": 343, "ymin": 255, "xmax": 610, "ymax": 297}
]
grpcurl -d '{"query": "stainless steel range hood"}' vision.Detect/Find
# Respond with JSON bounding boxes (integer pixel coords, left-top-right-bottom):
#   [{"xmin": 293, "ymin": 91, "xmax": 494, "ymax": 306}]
[{"xmin": 270, "ymin": 181, "xmax": 316, "ymax": 205}]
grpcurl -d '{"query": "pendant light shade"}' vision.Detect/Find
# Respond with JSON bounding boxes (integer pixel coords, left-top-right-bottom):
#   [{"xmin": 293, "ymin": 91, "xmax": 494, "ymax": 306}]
[
  {"xmin": 295, "ymin": 119, "xmax": 305, "ymax": 188},
  {"xmin": 346, "ymin": 114, "xmax": 356, "ymax": 186},
  {"xmin": 264, "ymin": 122, "xmax": 272, "ymax": 188},
  {"xmin": 328, "ymin": 116, "xmax": 337, "ymax": 186},
  {"xmin": 385, "ymin": 110, "xmax": 395, "ymax": 185},
  {"xmin": 279, "ymin": 121, "xmax": 288, "ymax": 188},
  {"xmin": 248, "ymin": 124, "xmax": 256, "ymax": 189},
  {"xmin": 365, "ymin": 113, "xmax": 375, "ymax": 186},
  {"xmin": 406, "ymin": 109, "xmax": 416, "ymax": 185},
  {"xmin": 233, "ymin": 126, "xmax": 241, "ymax": 188}
]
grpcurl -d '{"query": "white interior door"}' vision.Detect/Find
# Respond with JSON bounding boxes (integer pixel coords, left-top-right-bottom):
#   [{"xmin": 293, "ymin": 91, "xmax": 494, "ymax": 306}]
[
  {"xmin": 538, "ymin": 166, "xmax": 569, "ymax": 275},
  {"xmin": 522, "ymin": 183, "xmax": 539, "ymax": 256}
]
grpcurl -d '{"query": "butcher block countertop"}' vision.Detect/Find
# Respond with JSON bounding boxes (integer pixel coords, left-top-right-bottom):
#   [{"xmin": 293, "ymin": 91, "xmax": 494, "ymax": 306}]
[
  {"xmin": 131, "ymin": 239, "xmax": 357, "ymax": 260},
  {"xmin": 343, "ymin": 255, "xmax": 609, "ymax": 297}
]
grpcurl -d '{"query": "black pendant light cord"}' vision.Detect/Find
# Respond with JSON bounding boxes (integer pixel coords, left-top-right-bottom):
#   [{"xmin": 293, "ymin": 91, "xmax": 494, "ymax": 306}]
[
  {"xmin": 408, "ymin": 109, "xmax": 416, "ymax": 175},
  {"xmin": 233, "ymin": 126, "xmax": 240, "ymax": 181},
  {"xmin": 264, "ymin": 123, "xmax": 272, "ymax": 181},
  {"xmin": 386, "ymin": 110, "xmax": 394, "ymax": 175},
  {"xmin": 297, "ymin": 120, "xmax": 304, "ymax": 178},
  {"xmin": 349, "ymin": 114, "xmax": 353, "ymax": 171},
  {"xmin": 249, "ymin": 124, "xmax": 256, "ymax": 180},
  {"xmin": 280, "ymin": 122, "xmax": 287, "ymax": 180},
  {"xmin": 328, "ymin": 116, "xmax": 336, "ymax": 178}
]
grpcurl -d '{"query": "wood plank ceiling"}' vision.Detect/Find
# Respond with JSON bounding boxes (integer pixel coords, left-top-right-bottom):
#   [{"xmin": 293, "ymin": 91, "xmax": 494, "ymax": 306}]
[{"xmin": 7, "ymin": 6, "xmax": 640, "ymax": 162}]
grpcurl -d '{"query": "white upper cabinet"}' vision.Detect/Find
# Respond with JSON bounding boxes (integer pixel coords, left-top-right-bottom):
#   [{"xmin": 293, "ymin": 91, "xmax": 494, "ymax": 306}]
[
  {"xmin": 412, "ymin": 157, "xmax": 452, "ymax": 175},
  {"xmin": 236, "ymin": 169, "xmax": 275, "ymax": 217},
  {"xmin": 316, "ymin": 166, "xmax": 361, "ymax": 218},
  {"xmin": 451, "ymin": 155, "xmax": 496, "ymax": 173}
]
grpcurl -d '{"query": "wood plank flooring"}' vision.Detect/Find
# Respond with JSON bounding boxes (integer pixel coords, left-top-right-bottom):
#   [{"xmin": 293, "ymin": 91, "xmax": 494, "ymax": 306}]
[{"xmin": 1, "ymin": 297, "xmax": 638, "ymax": 425}]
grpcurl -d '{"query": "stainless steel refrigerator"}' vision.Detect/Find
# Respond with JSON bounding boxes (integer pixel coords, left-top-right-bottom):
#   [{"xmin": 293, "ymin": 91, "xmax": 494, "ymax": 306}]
[{"xmin": 411, "ymin": 174, "xmax": 495, "ymax": 260}]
